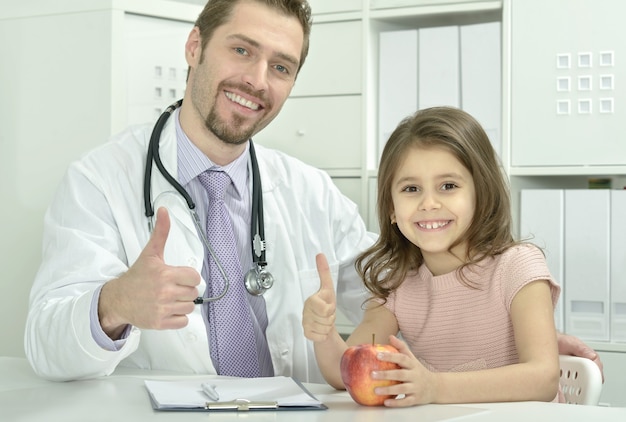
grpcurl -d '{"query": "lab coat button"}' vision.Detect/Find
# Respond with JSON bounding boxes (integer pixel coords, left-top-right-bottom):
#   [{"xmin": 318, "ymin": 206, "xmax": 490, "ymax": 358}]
[
  {"xmin": 187, "ymin": 333, "xmax": 198, "ymax": 342},
  {"xmin": 187, "ymin": 257, "xmax": 198, "ymax": 267}
]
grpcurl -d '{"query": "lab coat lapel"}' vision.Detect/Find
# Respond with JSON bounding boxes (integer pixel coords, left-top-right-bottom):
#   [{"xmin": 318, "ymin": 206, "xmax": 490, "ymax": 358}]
[
  {"xmin": 149, "ymin": 117, "xmax": 197, "ymax": 237},
  {"xmin": 149, "ymin": 117, "xmax": 203, "ymax": 270}
]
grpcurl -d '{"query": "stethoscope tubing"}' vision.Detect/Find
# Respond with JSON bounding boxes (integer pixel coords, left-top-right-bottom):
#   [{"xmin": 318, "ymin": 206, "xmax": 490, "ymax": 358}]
[{"xmin": 143, "ymin": 99, "xmax": 271, "ymax": 300}]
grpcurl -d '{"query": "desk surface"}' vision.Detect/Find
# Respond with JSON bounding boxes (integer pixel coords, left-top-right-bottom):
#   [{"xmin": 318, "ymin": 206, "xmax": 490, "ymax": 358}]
[{"xmin": 2, "ymin": 357, "xmax": 625, "ymax": 422}]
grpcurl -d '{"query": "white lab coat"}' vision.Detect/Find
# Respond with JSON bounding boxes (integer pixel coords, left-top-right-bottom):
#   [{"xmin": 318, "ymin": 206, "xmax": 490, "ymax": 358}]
[{"xmin": 25, "ymin": 117, "xmax": 376, "ymax": 382}]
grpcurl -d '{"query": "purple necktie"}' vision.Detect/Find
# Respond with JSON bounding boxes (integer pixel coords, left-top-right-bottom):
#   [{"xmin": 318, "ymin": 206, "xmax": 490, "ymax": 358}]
[{"xmin": 198, "ymin": 170, "xmax": 261, "ymax": 377}]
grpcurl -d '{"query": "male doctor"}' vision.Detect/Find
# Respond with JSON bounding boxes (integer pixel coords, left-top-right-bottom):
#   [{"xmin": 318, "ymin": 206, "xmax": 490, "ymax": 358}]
[
  {"xmin": 25, "ymin": 0, "xmax": 373, "ymax": 383},
  {"xmin": 25, "ymin": 0, "xmax": 602, "ymax": 383}
]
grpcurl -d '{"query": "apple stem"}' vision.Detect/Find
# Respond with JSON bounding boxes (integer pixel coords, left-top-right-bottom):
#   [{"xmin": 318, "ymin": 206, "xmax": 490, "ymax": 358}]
[{"xmin": 372, "ymin": 333, "xmax": 375, "ymax": 345}]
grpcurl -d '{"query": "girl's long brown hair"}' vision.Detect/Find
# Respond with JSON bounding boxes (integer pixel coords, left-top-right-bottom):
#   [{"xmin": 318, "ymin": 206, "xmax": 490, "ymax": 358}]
[{"xmin": 356, "ymin": 107, "xmax": 517, "ymax": 301}]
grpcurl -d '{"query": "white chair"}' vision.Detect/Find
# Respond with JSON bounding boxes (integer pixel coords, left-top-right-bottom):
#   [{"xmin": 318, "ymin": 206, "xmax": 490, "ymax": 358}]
[{"xmin": 559, "ymin": 355, "xmax": 603, "ymax": 405}]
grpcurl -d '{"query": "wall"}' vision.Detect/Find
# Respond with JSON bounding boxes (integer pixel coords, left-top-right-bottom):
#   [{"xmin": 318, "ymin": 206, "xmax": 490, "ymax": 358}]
[
  {"xmin": 0, "ymin": 0, "xmax": 199, "ymax": 358},
  {"xmin": 0, "ymin": 7, "xmax": 116, "ymax": 358}
]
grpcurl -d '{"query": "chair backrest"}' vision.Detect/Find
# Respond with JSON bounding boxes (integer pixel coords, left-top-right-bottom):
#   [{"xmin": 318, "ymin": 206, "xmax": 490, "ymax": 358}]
[{"xmin": 559, "ymin": 355, "xmax": 603, "ymax": 405}]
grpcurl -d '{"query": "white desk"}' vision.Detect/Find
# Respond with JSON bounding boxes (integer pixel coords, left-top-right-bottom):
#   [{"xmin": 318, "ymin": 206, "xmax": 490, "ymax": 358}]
[{"xmin": 2, "ymin": 357, "xmax": 625, "ymax": 421}]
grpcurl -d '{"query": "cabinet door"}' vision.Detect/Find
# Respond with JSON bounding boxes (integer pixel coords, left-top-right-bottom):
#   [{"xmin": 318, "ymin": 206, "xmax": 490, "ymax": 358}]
[
  {"xmin": 563, "ymin": 190, "xmax": 610, "ymax": 342},
  {"xmin": 125, "ymin": 14, "xmax": 192, "ymax": 126},
  {"xmin": 520, "ymin": 190, "xmax": 565, "ymax": 332},
  {"xmin": 291, "ymin": 20, "xmax": 362, "ymax": 97},
  {"xmin": 253, "ymin": 96, "xmax": 362, "ymax": 170},
  {"xmin": 511, "ymin": 0, "xmax": 626, "ymax": 167}
]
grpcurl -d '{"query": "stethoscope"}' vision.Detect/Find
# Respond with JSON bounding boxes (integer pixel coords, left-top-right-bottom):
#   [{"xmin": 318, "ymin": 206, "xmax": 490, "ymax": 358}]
[{"xmin": 143, "ymin": 99, "xmax": 274, "ymax": 301}]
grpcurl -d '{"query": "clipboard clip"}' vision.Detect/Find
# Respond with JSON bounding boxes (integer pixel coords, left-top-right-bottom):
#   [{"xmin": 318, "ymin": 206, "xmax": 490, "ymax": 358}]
[{"xmin": 205, "ymin": 398, "xmax": 278, "ymax": 411}]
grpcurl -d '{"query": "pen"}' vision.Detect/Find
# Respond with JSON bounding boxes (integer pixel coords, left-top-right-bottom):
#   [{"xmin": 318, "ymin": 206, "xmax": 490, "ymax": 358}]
[{"xmin": 201, "ymin": 383, "xmax": 220, "ymax": 401}]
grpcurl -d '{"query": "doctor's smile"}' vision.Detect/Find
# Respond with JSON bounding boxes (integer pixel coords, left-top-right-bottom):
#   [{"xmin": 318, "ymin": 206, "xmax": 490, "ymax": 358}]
[{"xmin": 225, "ymin": 91, "xmax": 262, "ymax": 111}]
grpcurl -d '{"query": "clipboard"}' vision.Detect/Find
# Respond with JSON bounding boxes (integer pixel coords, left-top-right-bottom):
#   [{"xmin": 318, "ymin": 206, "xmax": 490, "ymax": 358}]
[{"xmin": 144, "ymin": 376, "xmax": 327, "ymax": 411}]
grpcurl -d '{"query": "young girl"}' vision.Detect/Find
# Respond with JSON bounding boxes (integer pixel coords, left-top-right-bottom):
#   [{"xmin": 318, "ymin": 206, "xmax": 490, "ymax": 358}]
[{"xmin": 302, "ymin": 106, "xmax": 561, "ymax": 406}]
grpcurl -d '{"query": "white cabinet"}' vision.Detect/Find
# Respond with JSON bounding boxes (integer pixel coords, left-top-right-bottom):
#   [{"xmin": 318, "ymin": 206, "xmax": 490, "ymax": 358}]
[
  {"xmin": 506, "ymin": 0, "xmax": 626, "ymax": 339},
  {"xmin": 292, "ymin": 20, "xmax": 362, "ymax": 97},
  {"xmin": 254, "ymin": 96, "xmax": 362, "ymax": 170},
  {"xmin": 509, "ymin": 0, "xmax": 626, "ymax": 168},
  {"xmin": 505, "ymin": 0, "xmax": 626, "ymax": 405},
  {"xmin": 125, "ymin": 13, "xmax": 192, "ymax": 125},
  {"xmin": 0, "ymin": 0, "xmax": 202, "ymax": 359}
]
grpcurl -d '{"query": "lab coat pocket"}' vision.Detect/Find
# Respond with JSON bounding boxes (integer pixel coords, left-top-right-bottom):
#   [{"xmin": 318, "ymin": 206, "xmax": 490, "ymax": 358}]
[{"xmin": 298, "ymin": 263, "xmax": 339, "ymax": 301}]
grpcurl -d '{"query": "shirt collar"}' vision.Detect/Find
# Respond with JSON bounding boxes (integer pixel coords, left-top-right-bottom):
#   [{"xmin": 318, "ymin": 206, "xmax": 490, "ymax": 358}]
[{"xmin": 175, "ymin": 109, "xmax": 249, "ymax": 199}]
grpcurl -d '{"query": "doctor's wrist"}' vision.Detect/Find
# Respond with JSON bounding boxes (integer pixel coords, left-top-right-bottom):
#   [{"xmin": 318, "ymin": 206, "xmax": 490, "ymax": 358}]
[{"xmin": 98, "ymin": 278, "xmax": 130, "ymax": 340}]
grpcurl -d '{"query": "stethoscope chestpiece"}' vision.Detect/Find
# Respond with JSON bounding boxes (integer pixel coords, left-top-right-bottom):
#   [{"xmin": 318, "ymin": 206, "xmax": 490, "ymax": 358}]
[{"xmin": 244, "ymin": 265, "xmax": 274, "ymax": 296}]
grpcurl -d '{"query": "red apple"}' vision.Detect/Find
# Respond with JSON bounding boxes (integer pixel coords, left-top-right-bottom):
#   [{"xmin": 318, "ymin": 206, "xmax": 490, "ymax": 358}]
[{"xmin": 340, "ymin": 341, "xmax": 400, "ymax": 406}]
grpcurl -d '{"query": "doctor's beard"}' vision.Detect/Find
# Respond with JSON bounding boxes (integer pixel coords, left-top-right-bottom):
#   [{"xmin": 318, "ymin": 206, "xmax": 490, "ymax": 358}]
[
  {"xmin": 204, "ymin": 109, "xmax": 253, "ymax": 146},
  {"xmin": 204, "ymin": 84, "xmax": 275, "ymax": 146}
]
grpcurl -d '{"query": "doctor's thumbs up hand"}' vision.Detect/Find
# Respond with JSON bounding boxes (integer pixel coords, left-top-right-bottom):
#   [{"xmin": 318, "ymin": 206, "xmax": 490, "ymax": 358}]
[
  {"xmin": 99, "ymin": 207, "xmax": 201, "ymax": 340},
  {"xmin": 302, "ymin": 253, "xmax": 338, "ymax": 342}
]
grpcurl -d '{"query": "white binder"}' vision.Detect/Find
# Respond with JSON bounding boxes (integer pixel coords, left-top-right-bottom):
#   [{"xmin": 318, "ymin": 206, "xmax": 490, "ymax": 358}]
[
  {"xmin": 611, "ymin": 190, "xmax": 626, "ymax": 342},
  {"xmin": 378, "ymin": 29, "xmax": 418, "ymax": 158},
  {"xmin": 460, "ymin": 21, "xmax": 501, "ymax": 157},
  {"xmin": 418, "ymin": 25, "xmax": 460, "ymax": 109},
  {"xmin": 564, "ymin": 190, "xmax": 611, "ymax": 341},
  {"xmin": 520, "ymin": 189, "xmax": 565, "ymax": 332}
]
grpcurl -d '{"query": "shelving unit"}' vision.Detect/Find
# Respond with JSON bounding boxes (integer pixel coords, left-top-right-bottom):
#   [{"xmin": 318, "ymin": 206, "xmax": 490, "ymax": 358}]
[
  {"xmin": 503, "ymin": 0, "xmax": 626, "ymax": 406},
  {"xmin": 257, "ymin": 0, "xmax": 626, "ymax": 406}
]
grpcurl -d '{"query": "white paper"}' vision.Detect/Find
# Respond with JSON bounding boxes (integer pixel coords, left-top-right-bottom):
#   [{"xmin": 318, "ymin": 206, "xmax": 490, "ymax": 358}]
[{"xmin": 145, "ymin": 376, "xmax": 323, "ymax": 409}]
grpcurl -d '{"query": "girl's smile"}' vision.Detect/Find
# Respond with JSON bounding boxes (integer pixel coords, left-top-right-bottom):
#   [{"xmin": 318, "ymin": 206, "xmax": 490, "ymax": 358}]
[{"xmin": 416, "ymin": 219, "xmax": 452, "ymax": 230}]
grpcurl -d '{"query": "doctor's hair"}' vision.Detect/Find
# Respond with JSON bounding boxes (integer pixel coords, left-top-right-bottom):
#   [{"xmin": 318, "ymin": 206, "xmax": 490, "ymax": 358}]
[
  {"xmin": 194, "ymin": 0, "xmax": 312, "ymax": 74},
  {"xmin": 356, "ymin": 106, "xmax": 516, "ymax": 300}
]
